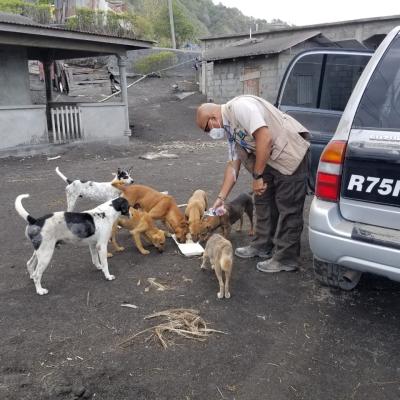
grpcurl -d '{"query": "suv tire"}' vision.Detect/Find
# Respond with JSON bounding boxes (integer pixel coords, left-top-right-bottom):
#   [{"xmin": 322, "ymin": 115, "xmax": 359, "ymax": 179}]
[{"xmin": 313, "ymin": 257, "xmax": 362, "ymax": 291}]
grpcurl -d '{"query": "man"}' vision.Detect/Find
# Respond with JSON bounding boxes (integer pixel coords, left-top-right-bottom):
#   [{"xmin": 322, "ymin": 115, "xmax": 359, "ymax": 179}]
[{"xmin": 196, "ymin": 95, "xmax": 310, "ymax": 273}]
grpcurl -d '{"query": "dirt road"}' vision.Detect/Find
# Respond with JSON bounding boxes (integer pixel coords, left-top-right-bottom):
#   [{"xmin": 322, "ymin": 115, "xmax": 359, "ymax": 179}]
[{"xmin": 0, "ymin": 78, "xmax": 399, "ymax": 400}]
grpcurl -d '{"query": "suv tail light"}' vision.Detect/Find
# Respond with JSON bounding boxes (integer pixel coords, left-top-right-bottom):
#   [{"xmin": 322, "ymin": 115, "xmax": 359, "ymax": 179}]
[{"xmin": 315, "ymin": 140, "xmax": 347, "ymax": 202}]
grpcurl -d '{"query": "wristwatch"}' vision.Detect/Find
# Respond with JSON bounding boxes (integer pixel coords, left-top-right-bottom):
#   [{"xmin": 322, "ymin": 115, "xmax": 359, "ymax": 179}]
[{"xmin": 252, "ymin": 172, "xmax": 263, "ymax": 180}]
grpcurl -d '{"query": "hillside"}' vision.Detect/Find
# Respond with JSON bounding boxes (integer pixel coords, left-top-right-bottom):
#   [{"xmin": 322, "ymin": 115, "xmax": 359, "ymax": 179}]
[{"xmin": 128, "ymin": 0, "xmax": 289, "ymax": 45}]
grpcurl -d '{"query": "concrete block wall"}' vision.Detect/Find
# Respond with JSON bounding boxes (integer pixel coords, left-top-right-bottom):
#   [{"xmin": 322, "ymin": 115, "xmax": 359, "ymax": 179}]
[{"xmin": 208, "ymin": 61, "xmax": 243, "ymax": 103}]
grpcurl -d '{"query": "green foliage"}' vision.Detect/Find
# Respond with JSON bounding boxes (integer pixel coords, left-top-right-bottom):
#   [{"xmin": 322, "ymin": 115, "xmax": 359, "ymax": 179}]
[
  {"xmin": 0, "ymin": 0, "xmax": 52, "ymax": 24},
  {"xmin": 126, "ymin": 0, "xmax": 289, "ymax": 46},
  {"xmin": 66, "ymin": 8, "xmax": 143, "ymax": 39},
  {"xmin": 134, "ymin": 51, "xmax": 177, "ymax": 75},
  {"xmin": 153, "ymin": 1, "xmax": 196, "ymax": 47}
]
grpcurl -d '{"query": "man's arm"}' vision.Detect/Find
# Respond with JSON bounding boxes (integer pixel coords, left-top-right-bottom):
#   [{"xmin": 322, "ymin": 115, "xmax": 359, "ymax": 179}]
[
  {"xmin": 213, "ymin": 160, "xmax": 241, "ymax": 208},
  {"xmin": 252, "ymin": 126, "xmax": 272, "ymax": 195}
]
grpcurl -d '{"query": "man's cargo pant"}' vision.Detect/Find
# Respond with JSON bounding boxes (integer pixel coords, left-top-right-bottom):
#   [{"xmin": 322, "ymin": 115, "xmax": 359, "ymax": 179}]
[{"xmin": 251, "ymin": 153, "xmax": 309, "ymax": 264}]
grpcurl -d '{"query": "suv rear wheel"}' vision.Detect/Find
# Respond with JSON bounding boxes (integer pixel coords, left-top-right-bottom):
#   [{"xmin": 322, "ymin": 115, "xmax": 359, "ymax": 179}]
[{"xmin": 313, "ymin": 257, "xmax": 362, "ymax": 290}]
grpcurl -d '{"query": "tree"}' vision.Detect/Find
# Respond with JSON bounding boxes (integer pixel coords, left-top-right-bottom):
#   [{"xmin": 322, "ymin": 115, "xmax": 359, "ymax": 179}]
[{"xmin": 154, "ymin": 0, "xmax": 196, "ymax": 47}]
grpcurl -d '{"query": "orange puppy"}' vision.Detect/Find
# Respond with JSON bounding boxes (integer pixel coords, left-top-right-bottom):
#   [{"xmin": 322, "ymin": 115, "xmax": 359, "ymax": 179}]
[{"xmin": 110, "ymin": 207, "xmax": 165, "ymax": 256}]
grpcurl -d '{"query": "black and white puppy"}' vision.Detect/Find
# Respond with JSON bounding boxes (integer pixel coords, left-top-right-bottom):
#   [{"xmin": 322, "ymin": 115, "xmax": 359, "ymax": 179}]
[
  {"xmin": 55, "ymin": 166, "xmax": 134, "ymax": 211},
  {"xmin": 15, "ymin": 194, "xmax": 129, "ymax": 295}
]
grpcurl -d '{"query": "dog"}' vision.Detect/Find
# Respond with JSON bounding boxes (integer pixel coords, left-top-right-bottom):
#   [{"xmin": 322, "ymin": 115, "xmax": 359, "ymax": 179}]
[
  {"xmin": 201, "ymin": 233, "xmax": 233, "ymax": 299},
  {"xmin": 109, "ymin": 207, "xmax": 166, "ymax": 256},
  {"xmin": 15, "ymin": 194, "xmax": 129, "ymax": 295},
  {"xmin": 55, "ymin": 166, "xmax": 134, "ymax": 211},
  {"xmin": 200, "ymin": 192, "xmax": 254, "ymax": 240},
  {"xmin": 185, "ymin": 189, "xmax": 208, "ymax": 242},
  {"xmin": 112, "ymin": 183, "xmax": 188, "ymax": 243}
]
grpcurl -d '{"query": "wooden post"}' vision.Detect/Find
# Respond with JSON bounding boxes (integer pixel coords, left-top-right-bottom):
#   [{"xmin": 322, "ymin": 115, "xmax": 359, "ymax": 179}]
[{"xmin": 43, "ymin": 60, "xmax": 53, "ymax": 131}]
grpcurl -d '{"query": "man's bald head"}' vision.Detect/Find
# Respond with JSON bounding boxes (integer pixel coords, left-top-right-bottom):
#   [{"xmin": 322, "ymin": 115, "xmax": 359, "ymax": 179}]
[{"xmin": 196, "ymin": 102, "xmax": 222, "ymax": 131}]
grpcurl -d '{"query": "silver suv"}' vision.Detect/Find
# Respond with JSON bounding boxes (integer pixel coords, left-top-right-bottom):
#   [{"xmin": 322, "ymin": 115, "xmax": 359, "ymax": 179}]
[{"xmin": 309, "ymin": 26, "xmax": 400, "ymax": 290}]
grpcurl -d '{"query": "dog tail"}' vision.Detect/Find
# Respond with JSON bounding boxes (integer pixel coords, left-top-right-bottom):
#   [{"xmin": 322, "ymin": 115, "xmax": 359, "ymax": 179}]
[
  {"xmin": 15, "ymin": 194, "xmax": 36, "ymax": 224},
  {"xmin": 220, "ymin": 248, "xmax": 233, "ymax": 272},
  {"xmin": 55, "ymin": 167, "xmax": 72, "ymax": 184}
]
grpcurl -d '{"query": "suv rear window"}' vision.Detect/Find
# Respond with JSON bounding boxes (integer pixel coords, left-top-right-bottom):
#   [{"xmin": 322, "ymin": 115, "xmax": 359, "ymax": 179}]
[
  {"xmin": 281, "ymin": 53, "xmax": 370, "ymax": 111},
  {"xmin": 353, "ymin": 34, "xmax": 400, "ymax": 130}
]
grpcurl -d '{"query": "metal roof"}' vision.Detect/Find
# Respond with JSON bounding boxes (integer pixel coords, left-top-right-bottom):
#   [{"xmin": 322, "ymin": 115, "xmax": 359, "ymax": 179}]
[
  {"xmin": 203, "ymin": 30, "xmax": 325, "ymax": 61},
  {"xmin": 0, "ymin": 12, "xmax": 152, "ymax": 59},
  {"xmin": 200, "ymin": 14, "xmax": 400, "ymax": 42},
  {"xmin": 0, "ymin": 12, "xmax": 153, "ymax": 45}
]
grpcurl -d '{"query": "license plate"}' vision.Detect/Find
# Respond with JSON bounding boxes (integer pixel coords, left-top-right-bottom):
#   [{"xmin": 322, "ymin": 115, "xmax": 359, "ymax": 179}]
[{"xmin": 341, "ymin": 160, "xmax": 400, "ymax": 207}]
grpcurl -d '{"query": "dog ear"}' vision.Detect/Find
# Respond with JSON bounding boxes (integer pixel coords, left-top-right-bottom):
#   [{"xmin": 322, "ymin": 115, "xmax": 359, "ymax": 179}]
[
  {"xmin": 119, "ymin": 198, "xmax": 130, "ymax": 216},
  {"xmin": 111, "ymin": 197, "xmax": 130, "ymax": 215}
]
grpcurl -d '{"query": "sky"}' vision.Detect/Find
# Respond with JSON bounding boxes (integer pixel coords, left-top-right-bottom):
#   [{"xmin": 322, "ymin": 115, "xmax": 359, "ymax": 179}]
[{"xmin": 212, "ymin": 0, "xmax": 400, "ymax": 26}]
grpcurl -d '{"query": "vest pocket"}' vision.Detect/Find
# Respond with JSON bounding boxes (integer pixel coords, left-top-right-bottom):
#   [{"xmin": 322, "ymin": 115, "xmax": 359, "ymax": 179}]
[{"xmin": 270, "ymin": 136, "xmax": 288, "ymax": 160}]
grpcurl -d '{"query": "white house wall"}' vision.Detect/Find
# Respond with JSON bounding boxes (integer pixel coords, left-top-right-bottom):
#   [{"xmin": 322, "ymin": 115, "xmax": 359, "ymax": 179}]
[{"xmin": 0, "ymin": 105, "xmax": 48, "ymax": 149}]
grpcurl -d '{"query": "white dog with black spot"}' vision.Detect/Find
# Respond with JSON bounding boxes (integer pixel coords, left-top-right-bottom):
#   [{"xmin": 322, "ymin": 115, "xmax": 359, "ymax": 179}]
[
  {"xmin": 15, "ymin": 194, "xmax": 130, "ymax": 295},
  {"xmin": 55, "ymin": 166, "xmax": 134, "ymax": 211}
]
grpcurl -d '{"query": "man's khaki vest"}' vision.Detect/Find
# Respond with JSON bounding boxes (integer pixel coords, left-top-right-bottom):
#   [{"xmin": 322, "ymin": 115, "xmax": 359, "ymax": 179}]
[{"xmin": 222, "ymin": 95, "xmax": 310, "ymax": 175}]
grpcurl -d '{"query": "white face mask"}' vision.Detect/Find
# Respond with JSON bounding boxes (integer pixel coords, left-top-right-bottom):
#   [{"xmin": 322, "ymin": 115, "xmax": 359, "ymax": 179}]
[{"xmin": 209, "ymin": 128, "xmax": 225, "ymax": 140}]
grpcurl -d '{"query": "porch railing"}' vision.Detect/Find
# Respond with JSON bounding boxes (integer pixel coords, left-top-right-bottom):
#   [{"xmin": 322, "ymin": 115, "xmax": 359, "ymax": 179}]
[{"xmin": 50, "ymin": 105, "xmax": 83, "ymax": 143}]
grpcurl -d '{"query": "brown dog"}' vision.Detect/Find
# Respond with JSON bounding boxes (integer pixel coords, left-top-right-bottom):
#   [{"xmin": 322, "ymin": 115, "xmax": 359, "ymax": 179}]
[
  {"xmin": 112, "ymin": 183, "xmax": 188, "ymax": 243},
  {"xmin": 200, "ymin": 214, "xmax": 231, "ymax": 240},
  {"xmin": 200, "ymin": 192, "xmax": 254, "ymax": 240},
  {"xmin": 201, "ymin": 233, "xmax": 233, "ymax": 299},
  {"xmin": 110, "ymin": 207, "xmax": 165, "ymax": 255},
  {"xmin": 185, "ymin": 189, "xmax": 208, "ymax": 242}
]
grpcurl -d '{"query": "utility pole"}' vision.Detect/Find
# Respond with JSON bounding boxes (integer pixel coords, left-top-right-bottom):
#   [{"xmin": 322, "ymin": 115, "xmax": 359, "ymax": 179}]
[{"xmin": 167, "ymin": 0, "xmax": 176, "ymax": 49}]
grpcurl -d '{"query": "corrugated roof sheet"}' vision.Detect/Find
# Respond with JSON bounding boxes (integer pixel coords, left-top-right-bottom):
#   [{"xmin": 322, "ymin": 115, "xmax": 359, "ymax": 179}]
[
  {"xmin": 200, "ymin": 15, "xmax": 400, "ymax": 41},
  {"xmin": 203, "ymin": 30, "xmax": 323, "ymax": 61},
  {"xmin": 0, "ymin": 12, "xmax": 153, "ymax": 43}
]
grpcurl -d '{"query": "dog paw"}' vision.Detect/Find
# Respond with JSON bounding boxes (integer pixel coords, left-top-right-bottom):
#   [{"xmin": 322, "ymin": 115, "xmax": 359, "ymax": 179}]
[
  {"xmin": 217, "ymin": 292, "xmax": 224, "ymax": 299},
  {"xmin": 116, "ymin": 246, "xmax": 125, "ymax": 252},
  {"xmin": 106, "ymin": 275, "xmax": 116, "ymax": 281},
  {"xmin": 140, "ymin": 249, "xmax": 150, "ymax": 255},
  {"xmin": 107, "ymin": 252, "xmax": 113, "ymax": 258},
  {"xmin": 248, "ymin": 230, "xmax": 255, "ymax": 236},
  {"xmin": 235, "ymin": 228, "xmax": 242, "ymax": 232},
  {"xmin": 37, "ymin": 288, "xmax": 48, "ymax": 295},
  {"xmin": 225, "ymin": 292, "xmax": 231, "ymax": 299}
]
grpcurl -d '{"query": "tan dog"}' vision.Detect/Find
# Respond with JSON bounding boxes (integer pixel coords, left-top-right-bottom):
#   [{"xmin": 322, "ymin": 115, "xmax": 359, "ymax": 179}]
[
  {"xmin": 110, "ymin": 207, "xmax": 165, "ymax": 255},
  {"xmin": 185, "ymin": 189, "xmax": 208, "ymax": 242},
  {"xmin": 112, "ymin": 183, "xmax": 188, "ymax": 243},
  {"xmin": 201, "ymin": 233, "xmax": 233, "ymax": 299}
]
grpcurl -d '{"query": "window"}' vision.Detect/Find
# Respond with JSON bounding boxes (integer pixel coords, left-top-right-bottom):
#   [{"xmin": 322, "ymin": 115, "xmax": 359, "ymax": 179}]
[
  {"xmin": 281, "ymin": 52, "xmax": 370, "ymax": 111},
  {"xmin": 353, "ymin": 35, "xmax": 400, "ymax": 130}
]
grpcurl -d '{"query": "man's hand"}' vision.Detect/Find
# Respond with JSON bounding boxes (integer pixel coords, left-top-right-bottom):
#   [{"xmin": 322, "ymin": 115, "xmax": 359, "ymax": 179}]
[
  {"xmin": 253, "ymin": 178, "xmax": 267, "ymax": 196},
  {"xmin": 212, "ymin": 197, "xmax": 225, "ymax": 209}
]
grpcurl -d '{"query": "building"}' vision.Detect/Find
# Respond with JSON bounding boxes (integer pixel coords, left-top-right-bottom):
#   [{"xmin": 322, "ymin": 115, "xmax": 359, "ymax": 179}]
[
  {"xmin": 0, "ymin": 12, "xmax": 152, "ymax": 154},
  {"xmin": 200, "ymin": 15, "xmax": 400, "ymax": 104}
]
